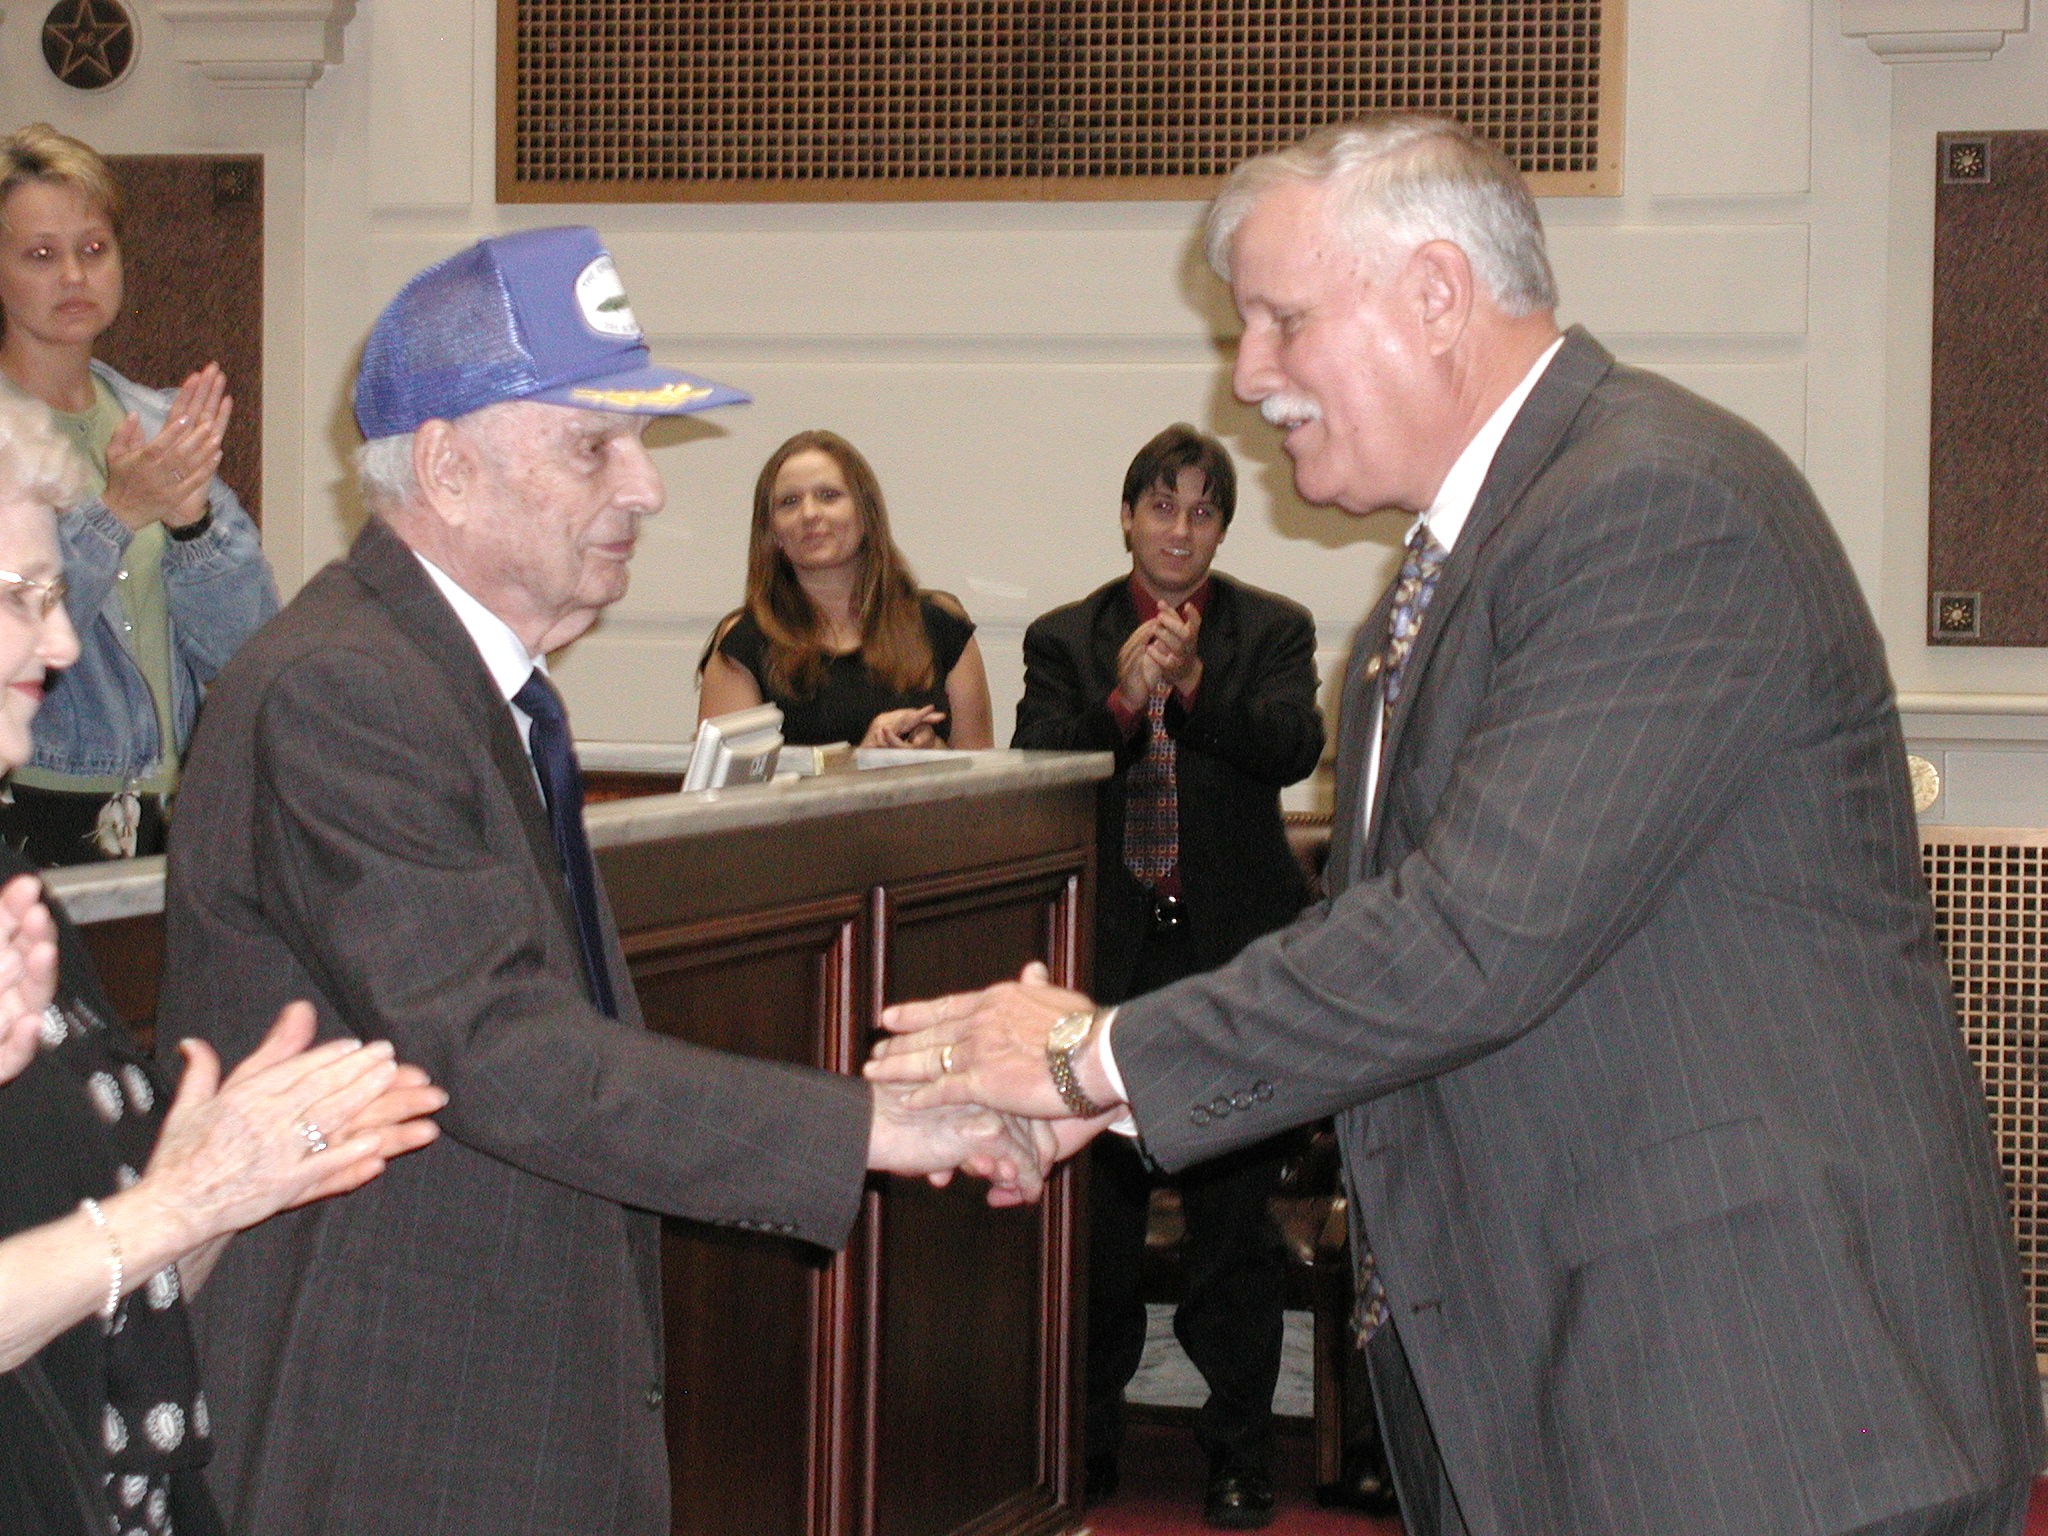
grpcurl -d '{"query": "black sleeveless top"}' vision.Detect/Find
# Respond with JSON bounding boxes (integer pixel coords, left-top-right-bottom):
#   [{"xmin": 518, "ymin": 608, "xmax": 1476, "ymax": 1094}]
[{"xmin": 716, "ymin": 596, "xmax": 974, "ymax": 747}]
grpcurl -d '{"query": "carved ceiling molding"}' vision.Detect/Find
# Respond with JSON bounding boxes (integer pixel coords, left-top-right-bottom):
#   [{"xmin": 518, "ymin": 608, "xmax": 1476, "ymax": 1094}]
[
  {"xmin": 1840, "ymin": 0, "xmax": 2030, "ymax": 63},
  {"xmin": 155, "ymin": 0, "xmax": 355, "ymax": 86}
]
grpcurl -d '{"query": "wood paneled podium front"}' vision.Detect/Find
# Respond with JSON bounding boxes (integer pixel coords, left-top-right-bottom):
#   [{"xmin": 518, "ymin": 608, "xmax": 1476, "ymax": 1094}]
[{"xmin": 49, "ymin": 749, "xmax": 1112, "ymax": 1536}]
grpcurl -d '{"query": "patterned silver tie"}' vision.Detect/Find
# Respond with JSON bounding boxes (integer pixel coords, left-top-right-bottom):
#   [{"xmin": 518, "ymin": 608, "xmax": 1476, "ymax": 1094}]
[
  {"xmin": 1354, "ymin": 523, "xmax": 1448, "ymax": 1345},
  {"xmin": 1381, "ymin": 526, "xmax": 1449, "ymax": 715}
]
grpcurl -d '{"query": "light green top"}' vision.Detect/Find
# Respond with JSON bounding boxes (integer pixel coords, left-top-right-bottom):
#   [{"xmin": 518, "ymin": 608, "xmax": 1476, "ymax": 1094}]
[{"xmin": 12, "ymin": 374, "xmax": 181, "ymax": 797}]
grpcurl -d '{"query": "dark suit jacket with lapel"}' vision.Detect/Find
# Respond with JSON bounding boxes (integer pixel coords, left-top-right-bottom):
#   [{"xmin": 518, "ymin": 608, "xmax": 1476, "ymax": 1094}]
[
  {"xmin": 160, "ymin": 518, "xmax": 873, "ymax": 1536},
  {"xmin": 1012, "ymin": 573, "xmax": 1324, "ymax": 1003},
  {"xmin": 1110, "ymin": 330, "xmax": 2045, "ymax": 1535}
]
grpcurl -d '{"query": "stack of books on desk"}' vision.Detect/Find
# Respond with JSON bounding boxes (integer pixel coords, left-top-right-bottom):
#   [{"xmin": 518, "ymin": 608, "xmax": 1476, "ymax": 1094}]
[
  {"xmin": 777, "ymin": 742, "xmax": 857, "ymax": 777},
  {"xmin": 779, "ymin": 745, "xmax": 975, "ymax": 778}
]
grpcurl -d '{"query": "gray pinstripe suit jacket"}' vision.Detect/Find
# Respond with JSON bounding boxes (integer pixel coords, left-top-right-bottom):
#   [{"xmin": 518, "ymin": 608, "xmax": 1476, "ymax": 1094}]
[
  {"xmin": 1113, "ymin": 329, "xmax": 2045, "ymax": 1535},
  {"xmin": 162, "ymin": 517, "xmax": 873, "ymax": 1536}
]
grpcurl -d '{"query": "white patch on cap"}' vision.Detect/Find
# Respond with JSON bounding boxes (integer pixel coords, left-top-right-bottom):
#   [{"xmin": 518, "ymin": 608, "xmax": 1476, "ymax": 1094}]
[{"xmin": 574, "ymin": 256, "xmax": 641, "ymax": 339}]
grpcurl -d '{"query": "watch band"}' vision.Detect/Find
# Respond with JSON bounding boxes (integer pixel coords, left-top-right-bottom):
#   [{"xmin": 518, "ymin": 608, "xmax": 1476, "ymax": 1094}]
[
  {"xmin": 168, "ymin": 508, "xmax": 214, "ymax": 542},
  {"xmin": 1047, "ymin": 1009, "xmax": 1112, "ymax": 1117}
]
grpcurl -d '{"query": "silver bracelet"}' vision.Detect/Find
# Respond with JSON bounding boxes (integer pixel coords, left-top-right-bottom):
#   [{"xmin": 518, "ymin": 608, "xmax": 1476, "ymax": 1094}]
[{"xmin": 77, "ymin": 1197, "xmax": 122, "ymax": 1325}]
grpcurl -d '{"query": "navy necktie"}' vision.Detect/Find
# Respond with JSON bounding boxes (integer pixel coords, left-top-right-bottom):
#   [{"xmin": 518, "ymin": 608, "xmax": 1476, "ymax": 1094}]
[{"xmin": 513, "ymin": 669, "xmax": 617, "ymax": 1018}]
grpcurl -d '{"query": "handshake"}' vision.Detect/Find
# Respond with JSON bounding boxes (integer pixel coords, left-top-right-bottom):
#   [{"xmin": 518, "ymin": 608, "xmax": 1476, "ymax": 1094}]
[{"xmin": 861, "ymin": 962, "xmax": 1126, "ymax": 1205}]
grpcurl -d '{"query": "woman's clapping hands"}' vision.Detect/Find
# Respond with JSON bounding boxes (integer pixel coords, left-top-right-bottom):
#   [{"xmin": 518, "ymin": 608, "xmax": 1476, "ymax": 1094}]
[
  {"xmin": 102, "ymin": 362, "xmax": 231, "ymax": 533},
  {"xmin": 0, "ymin": 873, "xmax": 56, "ymax": 1086},
  {"xmin": 137, "ymin": 1002, "xmax": 446, "ymax": 1255}
]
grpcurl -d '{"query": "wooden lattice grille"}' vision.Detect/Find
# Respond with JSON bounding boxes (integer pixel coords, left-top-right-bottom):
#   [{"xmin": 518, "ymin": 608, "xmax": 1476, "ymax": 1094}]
[
  {"xmin": 1923, "ymin": 830, "xmax": 2047, "ymax": 1367},
  {"xmin": 499, "ymin": 1, "xmax": 1623, "ymax": 202}
]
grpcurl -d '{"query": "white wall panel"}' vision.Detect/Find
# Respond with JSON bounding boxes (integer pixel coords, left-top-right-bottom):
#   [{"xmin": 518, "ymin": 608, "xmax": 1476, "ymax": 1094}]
[
  {"xmin": 367, "ymin": 0, "xmax": 475, "ymax": 210},
  {"xmin": 1552, "ymin": 225, "xmax": 1810, "ymax": 337},
  {"xmin": 1939, "ymin": 748, "xmax": 2048, "ymax": 826},
  {"xmin": 604, "ymin": 226, "xmax": 1222, "ymax": 340},
  {"xmin": 1632, "ymin": 0, "xmax": 1812, "ymax": 197}
]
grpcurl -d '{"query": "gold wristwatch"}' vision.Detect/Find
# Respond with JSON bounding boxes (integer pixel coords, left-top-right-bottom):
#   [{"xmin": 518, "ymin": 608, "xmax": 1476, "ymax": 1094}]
[{"xmin": 1046, "ymin": 1009, "xmax": 1112, "ymax": 1117}]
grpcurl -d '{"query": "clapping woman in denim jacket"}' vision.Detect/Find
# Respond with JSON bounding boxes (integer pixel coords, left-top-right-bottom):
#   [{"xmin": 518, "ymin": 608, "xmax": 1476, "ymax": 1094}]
[{"xmin": 0, "ymin": 123, "xmax": 277, "ymax": 865}]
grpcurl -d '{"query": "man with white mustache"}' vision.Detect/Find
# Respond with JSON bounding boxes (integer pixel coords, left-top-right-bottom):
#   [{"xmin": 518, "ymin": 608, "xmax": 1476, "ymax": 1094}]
[
  {"xmin": 1012, "ymin": 423, "xmax": 1325, "ymax": 1527},
  {"xmin": 874, "ymin": 117, "xmax": 2044, "ymax": 1536}
]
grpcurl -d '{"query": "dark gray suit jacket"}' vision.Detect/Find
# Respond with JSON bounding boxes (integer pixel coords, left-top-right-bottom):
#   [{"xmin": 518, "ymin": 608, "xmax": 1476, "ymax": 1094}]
[
  {"xmin": 162, "ymin": 517, "xmax": 873, "ymax": 1536},
  {"xmin": 1012, "ymin": 572, "xmax": 1323, "ymax": 1003},
  {"xmin": 1112, "ymin": 329, "xmax": 2045, "ymax": 1535}
]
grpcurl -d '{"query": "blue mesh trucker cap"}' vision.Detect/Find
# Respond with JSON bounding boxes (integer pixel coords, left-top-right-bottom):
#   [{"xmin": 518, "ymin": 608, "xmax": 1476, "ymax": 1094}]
[{"xmin": 353, "ymin": 225, "xmax": 749, "ymax": 439}]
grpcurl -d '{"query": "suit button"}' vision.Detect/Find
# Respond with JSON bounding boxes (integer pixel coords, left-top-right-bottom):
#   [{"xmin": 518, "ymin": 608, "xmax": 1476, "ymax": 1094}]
[
  {"xmin": 645, "ymin": 1383, "xmax": 665, "ymax": 1409},
  {"xmin": 1190, "ymin": 1106, "xmax": 1211, "ymax": 1126},
  {"xmin": 1209, "ymin": 1096, "xmax": 1232, "ymax": 1116},
  {"xmin": 1254, "ymin": 1082, "xmax": 1274, "ymax": 1101},
  {"xmin": 1230, "ymin": 1092, "xmax": 1252, "ymax": 1111}
]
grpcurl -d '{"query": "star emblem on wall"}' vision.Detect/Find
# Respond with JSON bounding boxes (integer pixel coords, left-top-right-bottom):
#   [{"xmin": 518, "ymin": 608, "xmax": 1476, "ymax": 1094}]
[
  {"xmin": 42, "ymin": 0, "xmax": 136, "ymax": 91},
  {"xmin": 1932, "ymin": 591, "xmax": 1982, "ymax": 641},
  {"xmin": 1942, "ymin": 137, "xmax": 1990, "ymax": 185}
]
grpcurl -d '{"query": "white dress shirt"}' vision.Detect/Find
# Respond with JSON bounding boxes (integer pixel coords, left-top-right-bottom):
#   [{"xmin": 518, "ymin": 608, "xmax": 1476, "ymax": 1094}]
[
  {"xmin": 1352, "ymin": 334, "xmax": 1566, "ymax": 838},
  {"xmin": 414, "ymin": 553, "xmax": 546, "ymax": 759}
]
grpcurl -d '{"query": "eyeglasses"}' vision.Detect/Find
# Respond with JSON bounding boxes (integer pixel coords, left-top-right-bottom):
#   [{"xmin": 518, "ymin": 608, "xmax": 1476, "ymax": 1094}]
[{"xmin": 0, "ymin": 569, "xmax": 68, "ymax": 622}]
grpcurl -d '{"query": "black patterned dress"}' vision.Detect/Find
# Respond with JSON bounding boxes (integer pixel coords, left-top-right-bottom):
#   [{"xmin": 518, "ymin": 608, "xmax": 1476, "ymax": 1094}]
[{"xmin": 0, "ymin": 848, "xmax": 223, "ymax": 1536}]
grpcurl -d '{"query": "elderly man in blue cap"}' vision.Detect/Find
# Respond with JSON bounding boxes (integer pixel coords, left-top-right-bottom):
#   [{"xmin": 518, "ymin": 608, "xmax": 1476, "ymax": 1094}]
[{"xmin": 160, "ymin": 227, "xmax": 1045, "ymax": 1536}]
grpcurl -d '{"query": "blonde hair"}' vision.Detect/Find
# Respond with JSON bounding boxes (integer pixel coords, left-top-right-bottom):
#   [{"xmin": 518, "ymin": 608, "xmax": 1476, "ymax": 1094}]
[
  {"xmin": 0, "ymin": 393, "xmax": 88, "ymax": 511},
  {"xmin": 0, "ymin": 122, "xmax": 122, "ymax": 229},
  {"xmin": 1205, "ymin": 116, "xmax": 1556, "ymax": 317}
]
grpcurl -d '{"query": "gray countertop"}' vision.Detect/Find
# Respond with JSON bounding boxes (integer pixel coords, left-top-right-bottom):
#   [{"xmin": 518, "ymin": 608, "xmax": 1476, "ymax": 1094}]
[{"xmin": 43, "ymin": 748, "xmax": 1111, "ymax": 926}]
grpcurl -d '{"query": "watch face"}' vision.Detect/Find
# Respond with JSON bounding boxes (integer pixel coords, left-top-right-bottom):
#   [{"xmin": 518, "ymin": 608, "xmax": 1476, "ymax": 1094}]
[{"xmin": 1048, "ymin": 1011, "xmax": 1092, "ymax": 1052}]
